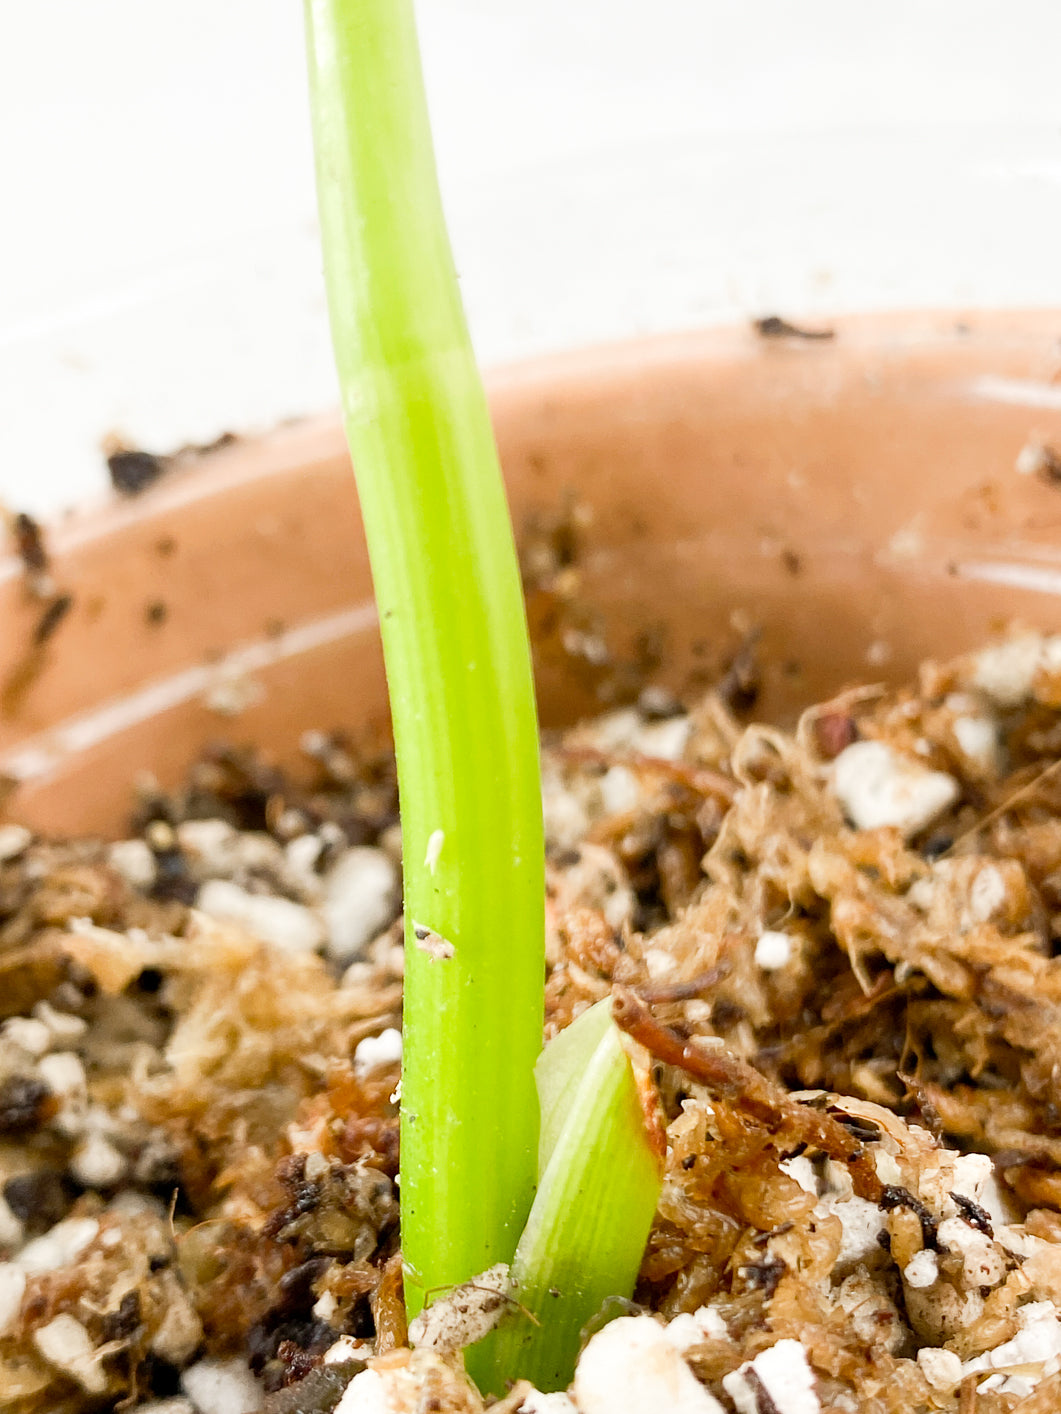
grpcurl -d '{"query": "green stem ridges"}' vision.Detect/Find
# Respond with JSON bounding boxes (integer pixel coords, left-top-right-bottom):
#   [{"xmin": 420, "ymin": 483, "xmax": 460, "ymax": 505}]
[
  {"xmin": 482, "ymin": 1001, "xmax": 664, "ymax": 1390},
  {"xmin": 303, "ymin": 0, "xmax": 663, "ymax": 1393},
  {"xmin": 304, "ymin": 0, "xmax": 544, "ymax": 1324}
]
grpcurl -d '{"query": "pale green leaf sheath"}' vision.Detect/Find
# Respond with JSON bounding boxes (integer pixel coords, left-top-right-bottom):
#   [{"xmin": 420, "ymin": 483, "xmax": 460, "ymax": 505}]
[
  {"xmin": 482, "ymin": 1001, "xmax": 665, "ymax": 1391},
  {"xmin": 303, "ymin": 0, "xmax": 545, "ymax": 1331}
]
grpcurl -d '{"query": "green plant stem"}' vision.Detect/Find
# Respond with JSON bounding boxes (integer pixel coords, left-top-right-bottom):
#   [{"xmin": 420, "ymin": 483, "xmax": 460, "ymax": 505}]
[{"xmin": 303, "ymin": 0, "xmax": 544, "ymax": 1326}]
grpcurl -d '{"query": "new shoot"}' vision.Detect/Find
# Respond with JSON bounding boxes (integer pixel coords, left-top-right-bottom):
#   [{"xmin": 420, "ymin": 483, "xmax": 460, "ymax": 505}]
[{"xmin": 304, "ymin": 0, "xmax": 663, "ymax": 1392}]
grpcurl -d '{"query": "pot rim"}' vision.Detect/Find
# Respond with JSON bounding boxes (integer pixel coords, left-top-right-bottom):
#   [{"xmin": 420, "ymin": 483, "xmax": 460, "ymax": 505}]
[{"xmin": 4, "ymin": 308, "xmax": 1061, "ymax": 835}]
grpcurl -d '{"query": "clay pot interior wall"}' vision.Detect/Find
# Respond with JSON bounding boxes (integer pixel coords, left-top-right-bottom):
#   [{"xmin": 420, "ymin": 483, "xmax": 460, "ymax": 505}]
[{"xmin": 3, "ymin": 311, "xmax": 1061, "ymax": 836}]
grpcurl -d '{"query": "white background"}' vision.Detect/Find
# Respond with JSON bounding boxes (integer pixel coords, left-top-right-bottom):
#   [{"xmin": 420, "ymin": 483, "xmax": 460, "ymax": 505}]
[{"xmin": 2, "ymin": 1, "xmax": 1061, "ymax": 515}]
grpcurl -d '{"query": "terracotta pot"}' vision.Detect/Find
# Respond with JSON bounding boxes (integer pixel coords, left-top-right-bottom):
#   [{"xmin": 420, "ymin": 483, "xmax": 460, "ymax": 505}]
[{"xmin": 3, "ymin": 310, "xmax": 1061, "ymax": 838}]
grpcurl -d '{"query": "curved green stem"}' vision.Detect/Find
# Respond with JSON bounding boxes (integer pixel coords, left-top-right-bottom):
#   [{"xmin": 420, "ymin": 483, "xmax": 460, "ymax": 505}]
[{"xmin": 304, "ymin": 0, "xmax": 544, "ymax": 1326}]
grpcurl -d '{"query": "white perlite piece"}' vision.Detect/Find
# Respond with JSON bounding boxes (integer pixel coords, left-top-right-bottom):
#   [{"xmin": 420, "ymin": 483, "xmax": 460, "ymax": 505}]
[
  {"xmin": 107, "ymin": 838, "xmax": 157, "ymax": 890},
  {"xmin": 285, "ymin": 833, "xmax": 325, "ymax": 895},
  {"xmin": 599, "ymin": 765, "xmax": 641, "ymax": 816},
  {"xmin": 71, "ymin": 1129, "xmax": 127, "ymax": 1188},
  {"xmin": 323, "ymin": 1335, "xmax": 372, "ymax": 1365},
  {"xmin": 334, "ymin": 1368, "xmax": 391, "ymax": 1414},
  {"xmin": 917, "ymin": 1347, "xmax": 962, "ymax": 1391},
  {"xmin": 665, "ymin": 1313, "xmax": 710, "ymax": 1352},
  {"xmin": 176, "ymin": 818, "xmax": 241, "ymax": 870},
  {"xmin": 937, "ymin": 1217, "xmax": 1006, "ymax": 1289},
  {"xmin": 0, "ymin": 1263, "xmax": 26, "ymax": 1336},
  {"xmin": 17, "ymin": 1216, "xmax": 99, "ymax": 1273},
  {"xmin": 151, "ymin": 1286, "xmax": 205, "ymax": 1366},
  {"xmin": 694, "ymin": 1307, "xmax": 729, "ymax": 1340},
  {"xmin": 322, "ymin": 847, "xmax": 398, "ymax": 964},
  {"xmin": 754, "ymin": 930, "xmax": 792, "ymax": 970},
  {"xmin": 518, "ymin": 1391, "xmax": 578, "ymax": 1413},
  {"xmin": 836, "ymin": 1272, "xmax": 904, "ymax": 1355},
  {"xmin": 637, "ymin": 714, "xmax": 693, "ymax": 761},
  {"xmin": 906, "ymin": 858, "xmax": 1014, "ymax": 934},
  {"xmin": 722, "ymin": 1340, "xmax": 821, "ymax": 1414},
  {"xmin": 815, "ymin": 1193, "xmax": 886, "ymax": 1269},
  {"xmin": 951, "ymin": 1151, "xmax": 993, "ymax": 1200},
  {"xmin": 903, "ymin": 1249, "xmax": 939, "ymax": 1289},
  {"xmin": 354, "ymin": 1028, "xmax": 403, "ymax": 1072},
  {"xmin": 664, "ymin": 1306, "xmax": 730, "ymax": 1350},
  {"xmin": 34, "ymin": 1001, "xmax": 88, "ymax": 1043},
  {"xmin": 136, "ymin": 1401, "xmax": 196, "ymax": 1414},
  {"xmin": 832, "ymin": 740, "xmax": 959, "ymax": 837},
  {"xmin": 971, "ymin": 635, "xmax": 1058, "ymax": 708},
  {"xmin": 0, "ymin": 824, "xmax": 32, "ymax": 861},
  {"xmin": 34, "ymin": 1313, "xmax": 107, "ymax": 1394},
  {"xmin": 952, "ymin": 714, "xmax": 1000, "ymax": 774},
  {"xmin": 573, "ymin": 1315, "xmax": 725, "ymax": 1414},
  {"xmin": 2, "ymin": 1015, "xmax": 51, "ymax": 1057},
  {"xmin": 542, "ymin": 767, "xmax": 590, "ymax": 850},
  {"xmin": 780, "ymin": 1154, "xmax": 819, "ymax": 1196},
  {"xmin": 39, "ymin": 1050, "xmax": 89, "ymax": 1137},
  {"xmin": 962, "ymin": 1301, "xmax": 1061, "ymax": 1386},
  {"xmin": 181, "ymin": 1356, "xmax": 263, "ymax": 1414},
  {"xmin": 0, "ymin": 1192, "xmax": 23, "ymax": 1247},
  {"xmin": 197, "ymin": 879, "xmax": 325, "ymax": 955},
  {"xmin": 967, "ymin": 864, "xmax": 1008, "ymax": 926},
  {"xmin": 975, "ymin": 1170, "xmax": 1019, "ymax": 1231}
]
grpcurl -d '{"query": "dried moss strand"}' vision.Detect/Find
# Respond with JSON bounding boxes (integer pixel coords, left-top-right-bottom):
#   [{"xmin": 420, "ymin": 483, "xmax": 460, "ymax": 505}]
[{"xmin": 611, "ymin": 987, "xmax": 883, "ymax": 1202}]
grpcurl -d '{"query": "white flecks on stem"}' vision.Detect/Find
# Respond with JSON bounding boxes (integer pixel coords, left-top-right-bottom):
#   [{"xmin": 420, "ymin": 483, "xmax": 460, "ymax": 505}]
[
  {"xmin": 424, "ymin": 829, "xmax": 445, "ymax": 874},
  {"xmin": 411, "ymin": 922, "xmax": 455, "ymax": 962}
]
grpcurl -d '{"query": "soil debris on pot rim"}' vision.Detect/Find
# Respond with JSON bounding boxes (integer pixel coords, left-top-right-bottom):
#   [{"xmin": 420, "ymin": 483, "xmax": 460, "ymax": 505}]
[
  {"xmin": 103, "ymin": 431, "xmax": 240, "ymax": 499},
  {"xmin": 752, "ymin": 314, "xmax": 836, "ymax": 341},
  {"xmin": 1, "ymin": 510, "xmax": 77, "ymax": 721},
  {"xmin": 6, "ymin": 637, "xmax": 1061, "ymax": 1410}
]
